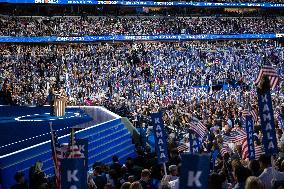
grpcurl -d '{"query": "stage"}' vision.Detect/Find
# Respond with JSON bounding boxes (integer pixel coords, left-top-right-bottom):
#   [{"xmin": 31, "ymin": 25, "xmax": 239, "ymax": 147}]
[
  {"xmin": 0, "ymin": 106, "xmax": 93, "ymax": 156},
  {"xmin": 0, "ymin": 106, "xmax": 136, "ymax": 189}
]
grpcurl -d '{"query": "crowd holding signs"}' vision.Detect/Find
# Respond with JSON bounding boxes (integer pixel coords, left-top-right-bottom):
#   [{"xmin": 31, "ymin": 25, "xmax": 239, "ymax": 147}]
[{"xmin": 3, "ymin": 40, "xmax": 284, "ymax": 189}]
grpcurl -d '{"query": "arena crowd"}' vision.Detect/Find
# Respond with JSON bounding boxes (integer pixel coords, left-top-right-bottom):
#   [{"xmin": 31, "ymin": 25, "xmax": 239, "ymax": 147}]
[
  {"xmin": 0, "ymin": 16, "xmax": 283, "ymax": 36},
  {"xmin": 0, "ymin": 38, "xmax": 284, "ymax": 188}
]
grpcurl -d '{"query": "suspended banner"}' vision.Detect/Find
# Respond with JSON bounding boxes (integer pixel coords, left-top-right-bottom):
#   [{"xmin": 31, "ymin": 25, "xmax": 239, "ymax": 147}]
[
  {"xmin": 61, "ymin": 158, "xmax": 87, "ymax": 189},
  {"xmin": 151, "ymin": 112, "xmax": 169, "ymax": 164},
  {"xmin": 180, "ymin": 153, "xmax": 210, "ymax": 189},
  {"xmin": 245, "ymin": 115, "xmax": 255, "ymax": 160},
  {"xmin": 257, "ymin": 90, "xmax": 278, "ymax": 155},
  {"xmin": 0, "ymin": 33, "xmax": 278, "ymax": 43},
  {"xmin": 0, "ymin": 0, "xmax": 284, "ymax": 7}
]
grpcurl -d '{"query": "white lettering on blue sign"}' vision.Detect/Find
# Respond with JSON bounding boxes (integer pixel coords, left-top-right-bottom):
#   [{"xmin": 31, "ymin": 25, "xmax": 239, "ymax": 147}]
[
  {"xmin": 263, "ymin": 112, "xmax": 271, "ymax": 121},
  {"xmin": 156, "ymin": 131, "xmax": 163, "ymax": 138},
  {"xmin": 67, "ymin": 170, "xmax": 79, "ymax": 182},
  {"xmin": 187, "ymin": 171, "xmax": 202, "ymax": 187},
  {"xmin": 155, "ymin": 118, "xmax": 160, "ymax": 124},
  {"xmin": 260, "ymin": 93, "xmax": 276, "ymax": 152},
  {"xmin": 78, "ymin": 145, "xmax": 85, "ymax": 152},
  {"xmin": 261, "ymin": 94, "xmax": 268, "ymax": 103},
  {"xmin": 158, "ymin": 138, "xmax": 164, "ymax": 145}
]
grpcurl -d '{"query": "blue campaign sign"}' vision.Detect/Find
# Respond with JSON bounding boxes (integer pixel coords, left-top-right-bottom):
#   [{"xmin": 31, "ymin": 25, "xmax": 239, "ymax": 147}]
[
  {"xmin": 61, "ymin": 158, "xmax": 87, "ymax": 189},
  {"xmin": 75, "ymin": 138, "xmax": 88, "ymax": 186},
  {"xmin": 257, "ymin": 90, "xmax": 278, "ymax": 155},
  {"xmin": 188, "ymin": 131, "xmax": 200, "ymax": 154},
  {"xmin": 75, "ymin": 138, "xmax": 88, "ymax": 167},
  {"xmin": 180, "ymin": 153, "xmax": 210, "ymax": 189},
  {"xmin": 245, "ymin": 116, "xmax": 255, "ymax": 160},
  {"xmin": 151, "ymin": 112, "xmax": 169, "ymax": 164}
]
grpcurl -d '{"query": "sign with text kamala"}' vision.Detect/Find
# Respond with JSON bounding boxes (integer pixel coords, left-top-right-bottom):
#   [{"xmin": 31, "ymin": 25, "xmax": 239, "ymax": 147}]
[
  {"xmin": 180, "ymin": 154, "xmax": 210, "ymax": 189},
  {"xmin": 61, "ymin": 158, "xmax": 87, "ymax": 189},
  {"xmin": 257, "ymin": 90, "xmax": 278, "ymax": 155},
  {"xmin": 151, "ymin": 112, "xmax": 169, "ymax": 164}
]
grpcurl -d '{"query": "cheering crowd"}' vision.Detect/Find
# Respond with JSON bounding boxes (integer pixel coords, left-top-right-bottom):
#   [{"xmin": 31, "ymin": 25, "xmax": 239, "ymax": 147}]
[
  {"xmin": 0, "ymin": 16, "xmax": 283, "ymax": 36},
  {"xmin": 0, "ymin": 40, "xmax": 283, "ymax": 106}
]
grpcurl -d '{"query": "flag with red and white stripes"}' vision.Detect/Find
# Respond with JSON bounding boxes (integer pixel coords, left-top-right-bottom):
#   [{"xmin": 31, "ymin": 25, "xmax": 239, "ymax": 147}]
[
  {"xmin": 188, "ymin": 117, "xmax": 207, "ymax": 139},
  {"xmin": 50, "ymin": 125, "xmax": 85, "ymax": 189},
  {"xmin": 64, "ymin": 145, "xmax": 85, "ymax": 159},
  {"xmin": 177, "ymin": 143, "xmax": 189, "ymax": 153},
  {"xmin": 223, "ymin": 129, "xmax": 247, "ymax": 145},
  {"xmin": 250, "ymin": 109, "xmax": 258, "ymax": 123},
  {"xmin": 50, "ymin": 124, "xmax": 61, "ymax": 189},
  {"xmin": 243, "ymin": 108, "xmax": 259, "ymax": 123},
  {"xmin": 241, "ymin": 138, "xmax": 249, "ymax": 159},
  {"xmin": 254, "ymin": 65, "xmax": 280, "ymax": 89},
  {"xmin": 242, "ymin": 138, "xmax": 264, "ymax": 160},
  {"xmin": 223, "ymin": 129, "xmax": 246, "ymax": 153},
  {"xmin": 255, "ymin": 145, "xmax": 265, "ymax": 159},
  {"xmin": 220, "ymin": 145, "xmax": 231, "ymax": 157}
]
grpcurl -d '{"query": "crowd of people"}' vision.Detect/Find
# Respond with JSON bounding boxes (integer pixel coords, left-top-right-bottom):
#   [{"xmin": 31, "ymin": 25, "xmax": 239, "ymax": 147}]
[
  {"xmin": 0, "ymin": 40, "xmax": 283, "ymax": 106},
  {"xmin": 0, "ymin": 16, "xmax": 283, "ymax": 36},
  {"xmin": 1, "ymin": 38, "xmax": 284, "ymax": 189}
]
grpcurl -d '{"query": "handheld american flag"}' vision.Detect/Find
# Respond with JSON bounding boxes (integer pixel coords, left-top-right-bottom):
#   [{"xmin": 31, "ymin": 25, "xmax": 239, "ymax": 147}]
[
  {"xmin": 50, "ymin": 122, "xmax": 61, "ymax": 189},
  {"xmin": 220, "ymin": 145, "xmax": 231, "ymax": 157},
  {"xmin": 242, "ymin": 140, "xmax": 264, "ymax": 160},
  {"xmin": 177, "ymin": 143, "xmax": 189, "ymax": 153},
  {"xmin": 188, "ymin": 117, "xmax": 207, "ymax": 139},
  {"xmin": 255, "ymin": 65, "xmax": 279, "ymax": 90}
]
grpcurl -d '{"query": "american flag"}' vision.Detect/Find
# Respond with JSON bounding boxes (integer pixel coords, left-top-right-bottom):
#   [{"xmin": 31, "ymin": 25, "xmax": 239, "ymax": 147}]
[
  {"xmin": 242, "ymin": 138, "xmax": 264, "ymax": 160},
  {"xmin": 243, "ymin": 108, "xmax": 258, "ymax": 123},
  {"xmin": 188, "ymin": 118, "xmax": 207, "ymax": 139},
  {"xmin": 241, "ymin": 138, "xmax": 249, "ymax": 160},
  {"xmin": 64, "ymin": 144, "xmax": 85, "ymax": 159},
  {"xmin": 220, "ymin": 145, "xmax": 231, "ymax": 157},
  {"xmin": 250, "ymin": 109, "xmax": 258, "ymax": 123},
  {"xmin": 255, "ymin": 65, "xmax": 280, "ymax": 89},
  {"xmin": 255, "ymin": 145, "xmax": 264, "ymax": 159},
  {"xmin": 223, "ymin": 129, "xmax": 247, "ymax": 145},
  {"xmin": 177, "ymin": 143, "xmax": 189, "ymax": 153},
  {"xmin": 50, "ymin": 124, "xmax": 61, "ymax": 189},
  {"xmin": 242, "ymin": 109, "xmax": 250, "ymax": 117},
  {"xmin": 50, "ymin": 124, "xmax": 84, "ymax": 189}
]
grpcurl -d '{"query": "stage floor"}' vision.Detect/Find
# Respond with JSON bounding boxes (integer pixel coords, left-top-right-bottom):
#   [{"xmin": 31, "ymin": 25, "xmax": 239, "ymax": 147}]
[{"xmin": 0, "ymin": 106, "xmax": 93, "ymax": 156}]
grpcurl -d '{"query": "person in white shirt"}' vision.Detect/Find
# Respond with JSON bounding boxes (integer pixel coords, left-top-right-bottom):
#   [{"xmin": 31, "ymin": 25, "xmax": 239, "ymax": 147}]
[
  {"xmin": 169, "ymin": 178, "xmax": 179, "ymax": 189},
  {"xmin": 258, "ymin": 155, "xmax": 284, "ymax": 189}
]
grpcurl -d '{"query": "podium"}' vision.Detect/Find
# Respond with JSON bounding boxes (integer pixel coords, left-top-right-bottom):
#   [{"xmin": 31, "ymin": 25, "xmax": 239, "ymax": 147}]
[{"xmin": 54, "ymin": 96, "xmax": 67, "ymax": 116}]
